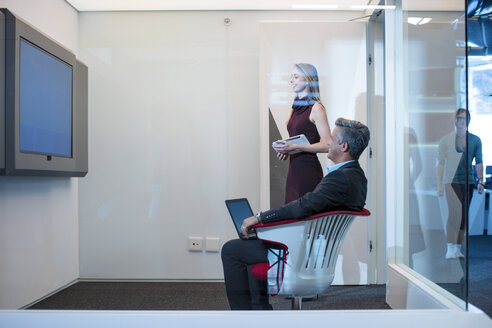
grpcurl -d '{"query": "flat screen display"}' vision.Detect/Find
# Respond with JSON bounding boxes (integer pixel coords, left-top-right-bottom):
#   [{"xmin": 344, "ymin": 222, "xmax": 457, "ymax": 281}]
[{"xmin": 19, "ymin": 38, "xmax": 73, "ymax": 157}]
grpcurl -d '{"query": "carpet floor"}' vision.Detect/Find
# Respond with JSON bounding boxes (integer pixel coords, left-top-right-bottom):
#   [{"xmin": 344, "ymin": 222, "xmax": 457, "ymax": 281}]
[
  {"xmin": 25, "ymin": 237, "xmax": 490, "ymax": 313},
  {"xmin": 469, "ymin": 235, "xmax": 492, "ymax": 317},
  {"xmin": 27, "ymin": 282, "xmax": 390, "ymax": 311}
]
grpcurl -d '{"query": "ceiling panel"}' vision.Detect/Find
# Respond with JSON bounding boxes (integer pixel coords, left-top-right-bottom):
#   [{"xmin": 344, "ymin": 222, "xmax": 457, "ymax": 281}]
[
  {"xmin": 65, "ymin": 0, "xmax": 374, "ymax": 12},
  {"xmin": 65, "ymin": 0, "xmax": 463, "ymax": 12}
]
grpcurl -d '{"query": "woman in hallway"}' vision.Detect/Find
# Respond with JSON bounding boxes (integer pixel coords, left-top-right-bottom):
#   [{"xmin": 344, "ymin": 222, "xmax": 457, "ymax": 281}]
[{"xmin": 437, "ymin": 108, "xmax": 484, "ymax": 259}]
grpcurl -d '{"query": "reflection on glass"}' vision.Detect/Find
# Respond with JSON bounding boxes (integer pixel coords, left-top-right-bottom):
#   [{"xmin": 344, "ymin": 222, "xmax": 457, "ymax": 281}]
[
  {"xmin": 435, "ymin": 109, "xmax": 483, "ymax": 299},
  {"xmin": 399, "ymin": 8, "xmax": 471, "ymax": 308},
  {"xmin": 438, "ymin": 109, "xmax": 483, "ymax": 260},
  {"xmin": 407, "ymin": 127, "xmax": 425, "ymax": 269},
  {"xmin": 467, "ymin": 43, "xmax": 492, "ymax": 314}
]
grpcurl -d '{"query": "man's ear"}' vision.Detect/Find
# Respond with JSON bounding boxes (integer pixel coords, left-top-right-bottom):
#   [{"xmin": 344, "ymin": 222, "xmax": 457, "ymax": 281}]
[{"xmin": 340, "ymin": 141, "xmax": 349, "ymax": 153}]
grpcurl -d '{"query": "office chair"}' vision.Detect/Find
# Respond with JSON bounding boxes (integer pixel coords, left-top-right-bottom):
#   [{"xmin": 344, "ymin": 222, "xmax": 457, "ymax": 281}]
[{"xmin": 250, "ymin": 208, "xmax": 371, "ymax": 310}]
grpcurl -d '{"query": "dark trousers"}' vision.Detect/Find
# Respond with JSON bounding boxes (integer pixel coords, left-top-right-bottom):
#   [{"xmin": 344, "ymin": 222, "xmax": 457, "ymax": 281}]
[
  {"xmin": 445, "ymin": 183, "xmax": 474, "ymax": 244},
  {"xmin": 221, "ymin": 238, "xmax": 272, "ymax": 310}
]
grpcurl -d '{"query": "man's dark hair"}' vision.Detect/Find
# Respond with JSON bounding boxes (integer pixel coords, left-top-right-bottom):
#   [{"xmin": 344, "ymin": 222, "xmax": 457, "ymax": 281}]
[
  {"xmin": 455, "ymin": 108, "xmax": 470, "ymax": 126},
  {"xmin": 334, "ymin": 118, "xmax": 370, "ymax": 160}
]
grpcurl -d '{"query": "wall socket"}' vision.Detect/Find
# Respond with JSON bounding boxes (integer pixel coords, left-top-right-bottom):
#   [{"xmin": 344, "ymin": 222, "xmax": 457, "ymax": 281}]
[
  {"xmin": 188, "ymin": 236, "xmax": 203, "ymax": 251},
  {"xmin": 205, "ymin": 237, "xmax": 220, "ymax": 252}
]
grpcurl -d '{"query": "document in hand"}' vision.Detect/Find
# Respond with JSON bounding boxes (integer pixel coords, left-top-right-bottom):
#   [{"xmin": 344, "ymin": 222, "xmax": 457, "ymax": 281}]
[{"xmin": 272, "ymin": 134, "xmax": 310, "ymax": 154}]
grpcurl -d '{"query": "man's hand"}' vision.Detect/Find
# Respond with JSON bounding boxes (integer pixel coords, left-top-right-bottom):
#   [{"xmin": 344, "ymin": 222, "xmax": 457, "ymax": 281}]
[
  {"xmin": 478, "ymin": 183, "xmax": 485, "ymax": 194},
  {"xmin": 241, "ymin": 216, "xmax": 260, "ymax": 239}
]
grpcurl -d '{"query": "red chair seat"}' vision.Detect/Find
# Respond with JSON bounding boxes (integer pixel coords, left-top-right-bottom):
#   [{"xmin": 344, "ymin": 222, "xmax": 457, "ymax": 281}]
[{"xmin": 251, "ymin": 262, "xmax": 269, "ymax": 281}]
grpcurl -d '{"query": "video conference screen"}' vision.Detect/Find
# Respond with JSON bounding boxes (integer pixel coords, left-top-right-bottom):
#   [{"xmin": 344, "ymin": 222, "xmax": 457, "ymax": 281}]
[{"xmin": 19, "ymin": 38, "xmax": 73, "ymax": 157}]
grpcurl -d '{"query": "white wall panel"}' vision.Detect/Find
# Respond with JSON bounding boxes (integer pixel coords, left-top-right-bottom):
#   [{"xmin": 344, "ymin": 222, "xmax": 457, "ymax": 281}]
[
  {"xmin": 0, "ymin": 0, "xmax": 79, "ymax": 309},
  {"xmin": 79, "ymin": 12, "xmax": 232, "ymax": 279}
]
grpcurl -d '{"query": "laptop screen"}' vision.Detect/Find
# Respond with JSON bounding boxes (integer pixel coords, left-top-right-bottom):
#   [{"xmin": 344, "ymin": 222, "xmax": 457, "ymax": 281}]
[{"xmin": 225, "ymin": 198, "xmax": 254, "ymax": 236}]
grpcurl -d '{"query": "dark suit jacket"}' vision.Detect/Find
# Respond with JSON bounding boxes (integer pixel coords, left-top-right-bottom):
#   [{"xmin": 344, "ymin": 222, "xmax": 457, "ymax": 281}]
[{"xmin": 259, "ymin": 160, "xmax": 367, "ymax": 224}]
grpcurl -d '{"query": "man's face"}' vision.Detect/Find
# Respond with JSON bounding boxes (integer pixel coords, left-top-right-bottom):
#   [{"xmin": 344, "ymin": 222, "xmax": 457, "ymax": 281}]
[
  {"xmin": 327, "ymin": 126, "xmax": 343, "ymax": 162},
  {"xmin": 455, "ymin": 112, "xmax": 467, "ymax": 130}
]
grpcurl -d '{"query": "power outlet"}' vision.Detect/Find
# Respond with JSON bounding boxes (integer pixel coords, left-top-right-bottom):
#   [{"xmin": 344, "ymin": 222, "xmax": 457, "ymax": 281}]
[
  {"xmin": 188, "ymin": 236, "xmax": 203, "ymax": 251},
  {"xmin": 205, "ymin": 237, "xmax": 220, "ymax": 252}
]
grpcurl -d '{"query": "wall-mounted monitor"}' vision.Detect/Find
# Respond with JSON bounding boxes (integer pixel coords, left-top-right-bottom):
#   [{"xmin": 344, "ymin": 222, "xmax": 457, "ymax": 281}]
[{"xmin": 0, "ymin": 8, "xmax": 88, "ymax": 177}]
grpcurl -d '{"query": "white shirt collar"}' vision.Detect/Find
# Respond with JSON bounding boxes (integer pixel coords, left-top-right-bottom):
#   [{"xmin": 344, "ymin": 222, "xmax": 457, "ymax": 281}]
[{"xmin": 327, "ymin": 160, "xmax": 354, "ymax": 174}]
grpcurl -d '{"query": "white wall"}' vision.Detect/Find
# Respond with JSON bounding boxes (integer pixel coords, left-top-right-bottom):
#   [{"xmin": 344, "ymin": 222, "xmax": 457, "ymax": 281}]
[
  {"xmin": 77, "ymin": 10, "xmax": 367, "ymax": 279},
  {"xmin": 0, "ymin": 0, "xmax": 78, "ymax": 53},
  {"xmin": 0, "ymin": 0, "xmax": 79, "ymax": 309}
]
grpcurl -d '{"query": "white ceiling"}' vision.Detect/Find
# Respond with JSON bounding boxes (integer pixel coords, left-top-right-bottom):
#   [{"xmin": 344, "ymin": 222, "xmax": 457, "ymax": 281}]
[
  {"xmin": 64, "ymin": 0, "xmax": 464, "ymax": 12},
  {"xmin": 65, "ymin": 0, "xmax": 381, "ymax": 12}
]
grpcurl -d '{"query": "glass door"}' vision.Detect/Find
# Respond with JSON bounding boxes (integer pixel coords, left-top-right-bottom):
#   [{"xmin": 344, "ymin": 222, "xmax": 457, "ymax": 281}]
[{"xmin": 388, "ymin": 0, "xmax": 470, "ymax": 309}]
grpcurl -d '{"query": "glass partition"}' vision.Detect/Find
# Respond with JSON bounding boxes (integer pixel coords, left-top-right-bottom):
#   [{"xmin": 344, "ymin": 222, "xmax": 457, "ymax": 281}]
[
  {"xmin": 465, "ymin": 12, "xmax": 492, "ymax": 313},
  {"xmin": 75, "ymin": 9, "xmax": 373, "ymax": 312},
  {"xmin": 8, "ymin": 1, "xmax": 488, "ymax": 313},
  {"xmin": 3, "ymin": 5, "xmax": 380, "ymax": 311},
  {"xmin": 392, "ymin": 1, "xmax": 471, "ymax": 309}
]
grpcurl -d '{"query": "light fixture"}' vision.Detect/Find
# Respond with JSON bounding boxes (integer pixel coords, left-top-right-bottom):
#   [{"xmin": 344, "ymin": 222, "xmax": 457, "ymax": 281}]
[
  {"xmin": 291, "ymin": 4, "xmax": 339, "ymax": 10},
  {"xmin": 407, "ymin": 17, "xmax": 432, "ymax": 25},
  {"xmin": 350, "ymin": 5, "xmax": 396, "ymax": 10},
  {"xmin": 467, "ymin": 41, "xmax": 483, "ymax": 48},
  {"xmin": 419, "ymin": 18, "xmax": 432, "ymax": 25}
]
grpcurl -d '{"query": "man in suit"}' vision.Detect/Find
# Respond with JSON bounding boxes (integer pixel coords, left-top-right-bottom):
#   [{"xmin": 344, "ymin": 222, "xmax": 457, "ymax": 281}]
[{"xmin": 221, "ymin": 118, "xmax": 370, "ymax": 310}]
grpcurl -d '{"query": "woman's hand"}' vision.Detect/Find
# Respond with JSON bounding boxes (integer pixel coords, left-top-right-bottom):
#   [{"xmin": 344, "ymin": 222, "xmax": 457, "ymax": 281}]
[
  {"xmin": 276, "ymin": 152, "xmax": 289, "ymax": 160},
  {"xmin": 272, "ymin": 140, "xmax": 296, "ymax": 154}
]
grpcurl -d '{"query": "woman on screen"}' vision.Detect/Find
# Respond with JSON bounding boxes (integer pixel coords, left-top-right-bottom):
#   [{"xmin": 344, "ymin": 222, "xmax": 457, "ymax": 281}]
[{"xmin": 272, "ymin": 63, "xmax": 332, "ymax": 203}]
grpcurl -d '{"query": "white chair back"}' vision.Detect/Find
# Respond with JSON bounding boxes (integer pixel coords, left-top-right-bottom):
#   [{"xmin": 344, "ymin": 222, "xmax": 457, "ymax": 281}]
[{"xmin": 257, "ymin": 212, "xmax": 358, "ymax": 297}]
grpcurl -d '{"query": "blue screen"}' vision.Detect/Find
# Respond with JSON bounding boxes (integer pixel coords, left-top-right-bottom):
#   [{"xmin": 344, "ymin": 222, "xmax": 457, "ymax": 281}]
[{"xmin": 19, "ymin": 39, "xmax": 73, "ymax": 157}]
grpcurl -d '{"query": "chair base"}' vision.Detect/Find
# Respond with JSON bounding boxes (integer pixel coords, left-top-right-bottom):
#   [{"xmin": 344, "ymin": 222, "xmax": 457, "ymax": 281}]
[
  {"xmin": 289, "ymin": 295, "xmax": 318, "ymax": 310},
  {"xmin": 292, "ymin": 297, "xmax": 302, "ymax": 310}
]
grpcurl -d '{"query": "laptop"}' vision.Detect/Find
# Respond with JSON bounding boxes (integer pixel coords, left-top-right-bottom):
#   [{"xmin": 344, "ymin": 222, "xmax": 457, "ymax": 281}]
[{"xmin": 225, "ymin": 198, "xmax": 258, "ymax": 239}]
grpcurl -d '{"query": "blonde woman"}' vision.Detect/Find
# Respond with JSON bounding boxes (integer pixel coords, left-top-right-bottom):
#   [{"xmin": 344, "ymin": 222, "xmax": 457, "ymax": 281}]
[{"xmin": 272, "ymin": 63, "xmax": 332, "ymax": 203}]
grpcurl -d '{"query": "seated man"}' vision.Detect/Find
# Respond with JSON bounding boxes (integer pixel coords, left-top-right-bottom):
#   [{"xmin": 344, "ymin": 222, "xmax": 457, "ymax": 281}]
[{"xmin": 221, "ymin": 118, "xmax": 370, "ymax": 310}]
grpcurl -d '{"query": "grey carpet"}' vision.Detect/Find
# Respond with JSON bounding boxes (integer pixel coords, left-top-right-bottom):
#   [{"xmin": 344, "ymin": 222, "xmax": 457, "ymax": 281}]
[
  {"xmin": 469, "ymin": 235, "xmax": 492, "ymax": 317},
  {"xmin": 25, "ymin": 236, "xmax": 491, "ymax": 313},
  {"xmin": 27, "ymin": 282, "xmax": 389, "ymax": 311}
]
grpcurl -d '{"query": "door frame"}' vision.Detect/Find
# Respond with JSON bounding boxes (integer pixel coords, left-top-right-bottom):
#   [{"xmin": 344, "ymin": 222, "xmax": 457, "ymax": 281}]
[{"xmin": 366, "ymin": 10, "xmax": 387, "ymax": 284}]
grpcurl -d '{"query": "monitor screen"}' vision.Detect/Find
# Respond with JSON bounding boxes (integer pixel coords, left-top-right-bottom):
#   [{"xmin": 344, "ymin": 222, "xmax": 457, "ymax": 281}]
[{"xmin": 19, "ymin": 38, "xmax": 73, "ymax": 157}]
